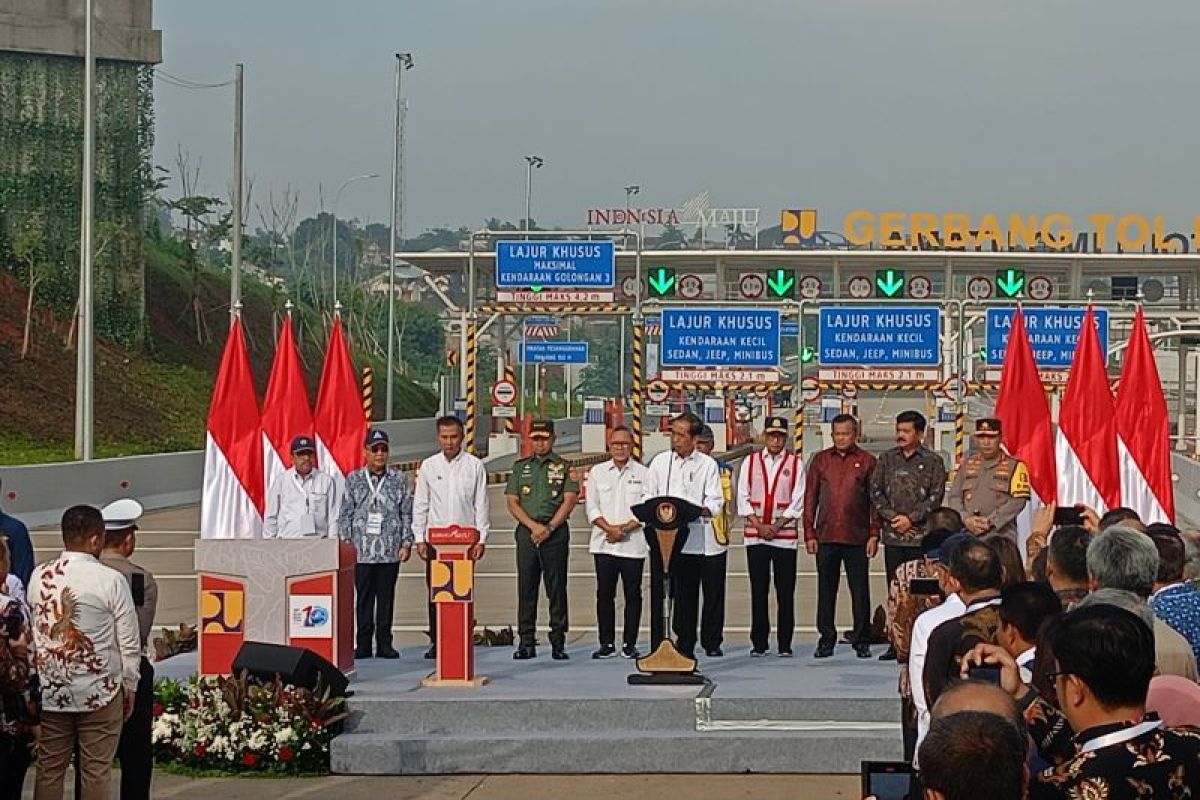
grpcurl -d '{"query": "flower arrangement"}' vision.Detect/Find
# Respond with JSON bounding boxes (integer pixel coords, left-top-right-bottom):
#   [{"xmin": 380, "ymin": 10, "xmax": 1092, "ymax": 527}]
[{"xmin": 152, "ymin": 671, "xmax": 347, "ymax": 776}]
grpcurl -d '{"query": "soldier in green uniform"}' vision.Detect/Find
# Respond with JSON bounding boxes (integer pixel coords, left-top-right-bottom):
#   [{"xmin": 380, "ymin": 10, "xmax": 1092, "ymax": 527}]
[
  {"xmin": 947, "ymin": 418, "xmax": 1031, "ymax": 541},
  {"xmin": 506, "ymin": 420, "xmax": 580, "ymax": 660}
]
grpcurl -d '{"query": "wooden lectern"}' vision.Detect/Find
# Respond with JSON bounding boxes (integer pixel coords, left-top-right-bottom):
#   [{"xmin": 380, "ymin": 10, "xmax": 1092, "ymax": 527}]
[{"xmin": 422, "ymin": 525, "xmax": 488, "ymax": 687}]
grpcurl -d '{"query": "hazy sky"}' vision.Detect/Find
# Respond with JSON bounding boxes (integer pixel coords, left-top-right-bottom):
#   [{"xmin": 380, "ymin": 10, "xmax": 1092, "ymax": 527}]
[{"xmin": 153, "ymin": 0, "xmax": 1200, "ymax": 237}]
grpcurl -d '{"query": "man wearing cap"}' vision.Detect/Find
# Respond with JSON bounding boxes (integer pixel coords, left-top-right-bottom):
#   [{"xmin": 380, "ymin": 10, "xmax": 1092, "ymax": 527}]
[
  {"xmin": 645, "ymin": 412, "xmax": 725, "ymax": 659},
  {"xmin": 338, "ymin": 428, "xmax": 413, "ymax": 660},
  {"xmin": 506, "ymin": 420, "xmax": 579, "ymax": 660},
  {"xmin": 413, "ymin": 415, "xmax": 490, "ymax": 660},
  {"xmin": 100, "ymin": 499, "xmax": 158, "ymax": 800},
  {"xmin": 263, "ymin": 435, "xmax": 341, "ymax": 539},
  {"xmin": 736, "ymin": 415, "xmax": 805, "ymax": 657},
  {"xmin": 947, "ymin": 418, "xmax": 1030, "ymax": 540}
]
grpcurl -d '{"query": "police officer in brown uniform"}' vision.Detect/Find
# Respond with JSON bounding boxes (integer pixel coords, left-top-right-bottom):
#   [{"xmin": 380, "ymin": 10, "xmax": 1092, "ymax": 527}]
[{"xmin": 946, "ymin": 418, "xmax": 1030, "ymax": 541}]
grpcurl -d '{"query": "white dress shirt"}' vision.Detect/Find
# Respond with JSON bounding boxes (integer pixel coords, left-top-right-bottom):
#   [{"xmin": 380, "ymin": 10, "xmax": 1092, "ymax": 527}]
[
  {"xmin": 736, "ymin": 448, "xmax": 806, "ymax": 551},
  {"xmin": 645, "ymin": 449, "xmax": 725, "ymax": 556},
  {"xmin": 585, "ymin": 459, "xmax": 650, "ymax": 559},
  {"xmin": 29, "ymin": 550, "xmax": 141, "ymax": 712},
  {"xmin": 263, "ymin": 467, "xmax": 340, "ymax": 538},
  {"xmin": 1016, "ymin": 645, "xmax": 1037, "ymax": 683},
  {"xmin": 909, "ymin": 592, "xmax": 966, "ymax": 764},
  {"xmin": 411, "ymin": 450, "xmax": 491, "ymax": 544}
]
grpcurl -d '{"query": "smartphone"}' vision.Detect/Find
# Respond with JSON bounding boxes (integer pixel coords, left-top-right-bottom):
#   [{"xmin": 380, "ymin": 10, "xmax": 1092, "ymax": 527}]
[
  {"xmin": 910, "ymin": 577, "xmax": 942, "ymax": 596},
  {"xmin": 967, "ymin": 665, "xmax": 1004, "ymax": 685},
  {"xmin": 1053, "ymin": 506, "xmax": 1085, "ymax": 526},
  {"xmin": 861, "ymin": 760, "xmax": 914, "ymax": 800}
]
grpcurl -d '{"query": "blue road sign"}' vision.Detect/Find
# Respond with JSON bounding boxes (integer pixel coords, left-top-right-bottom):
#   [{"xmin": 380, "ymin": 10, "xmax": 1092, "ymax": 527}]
[
  {"xmin": 495, "ymin": 240, "xmax": 615, "ymax": 288},
  {"xmin": 985, "ymin": 307, "xmax": 1109, "ymax": 368},
  {"xmin": 661, "ymin": 308, "xmax": 780, "ymax": 367},
  {"xmin": 519, "ymin": 341, "xmax": 590, "ymax": 364},
  {"xmin": 818, "ymin": 307, "xmax": 941, "ymax": 366}
]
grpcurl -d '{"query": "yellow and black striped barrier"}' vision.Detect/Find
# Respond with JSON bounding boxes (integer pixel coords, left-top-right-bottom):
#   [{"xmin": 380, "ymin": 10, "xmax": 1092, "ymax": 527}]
[
  {"xmin": 479, "ymin": 304, "xmax": 629, "ymax": 315},
  {"xmin": 465, "ymin": 318, "xmax": 478, "ymax": 455},
  {"xmin": 503, "ymin": 361, "xmax": 517, "ymax": 434},
  {"xmin": 954, "ymin": 409, "xmax": 965, "ymax": 469},
  {"xmin": 793, "ymin": 406, "xmax": 804, "ymax": 461},
  {"xmin": 361, "ymin": 366, "xmax": 374, "ymax": 421},
  {"xmin": 632, "ymin": 318, "xmax": 645, "ymax": 462}
]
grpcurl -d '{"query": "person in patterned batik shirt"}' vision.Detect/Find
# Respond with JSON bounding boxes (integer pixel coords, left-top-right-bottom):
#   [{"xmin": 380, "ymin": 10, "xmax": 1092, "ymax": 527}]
[{"xmin": 0, "ymin": 536, "xmax": 39, "ymax": 799}]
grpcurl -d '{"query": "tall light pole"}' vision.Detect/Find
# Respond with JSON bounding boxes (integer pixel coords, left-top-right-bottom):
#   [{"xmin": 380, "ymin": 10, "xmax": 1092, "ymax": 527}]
[
  {"xmin": 331, "ymin": 173, "xmax": 379, "ymax": 306},
  {"xmin": 74, "ymin": 0, "xmax": 96, "ymax": 460},
  {"xmin": 386, "ymin": 52, "xmax": 414, "ymax": 420},
  {"xmin": 619, "ymin": 186, "xmax": 639, "ymax": 400},
  {"xmin": 230, "ymin": 64, "xmax": 245, "ymax": 314},
  {"xmin": 523, "ymin": 155, "xmax": 543, "ymax": 231}
]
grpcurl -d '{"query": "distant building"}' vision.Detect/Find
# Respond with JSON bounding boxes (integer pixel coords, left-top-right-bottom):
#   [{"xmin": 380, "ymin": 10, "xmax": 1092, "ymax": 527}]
[{"xmin": 364, "ymin": 262, "xmax": 429, "ymax": 303}]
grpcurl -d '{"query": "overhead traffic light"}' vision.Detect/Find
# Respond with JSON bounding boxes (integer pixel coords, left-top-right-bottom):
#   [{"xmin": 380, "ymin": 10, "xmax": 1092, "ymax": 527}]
[
  {"xmin": 766, "ymin": 268, "xmax": 797, "ymax": 299},
  {"xmin": 647, "ymin": 266, "xmax": 676, "ymax": 298},
  {"xmin": 800, "ymin": 345, "xmax": 816, "ymax": 363},
  {"xmin": 995, "ymin": 268, "xmax": 1025, "ymax": 298},
  {"xmin": 875, "ymin": 269, "xmax": 905, "ymax": 298}
]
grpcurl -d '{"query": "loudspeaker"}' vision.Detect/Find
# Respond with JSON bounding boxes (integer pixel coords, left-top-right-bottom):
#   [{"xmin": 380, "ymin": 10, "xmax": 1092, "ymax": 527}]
[{"xmin": 231, "ymin": 641, "xmax": 349, "ymax": 698}]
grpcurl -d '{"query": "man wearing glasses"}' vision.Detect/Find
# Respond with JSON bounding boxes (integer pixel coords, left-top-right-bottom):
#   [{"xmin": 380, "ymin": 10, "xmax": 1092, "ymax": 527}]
[
  {"xmin": 584, "ymin": 426, "xmax": 649, "ymax": 659},
  {"xmin": 338, "ymin": 428, "xmax": 413, "ymax": 660}
]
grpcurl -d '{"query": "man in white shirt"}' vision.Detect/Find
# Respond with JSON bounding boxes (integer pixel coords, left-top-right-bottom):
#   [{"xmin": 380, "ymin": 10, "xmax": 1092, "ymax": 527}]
[
  {"xmin": 413, "ymin": 415, "xmax": 490, "ymax": 660},
  {"xmin": 908, "ymin": 532, "xmax": 970, "ymax": 766},
  {"xmin": 737, "ymin": 416, "xmax": 805, "ymax": 657},
  {"xmin": 645, "ymin": 412, "xmax": 724, "ymax": 659},
  {"xmin": 263, "ymin": 435, "xmax": 340, "ymax": 538},
  {"xmin": 29, "ymin": 504, "xmax": 140, "ymax": 800},
  {"xmin": 585, "ymin": 426, "xmax": 649, "ymax": 659}
]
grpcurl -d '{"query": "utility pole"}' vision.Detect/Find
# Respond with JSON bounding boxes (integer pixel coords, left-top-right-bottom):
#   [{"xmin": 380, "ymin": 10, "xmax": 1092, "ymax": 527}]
[
  {"xmin": 523, "ymin": 155, "xmax": 543, "ymax": 231},
  {"xmin": 386, "ymin": 53, "xmax": 413, "ymax": 420},
  {"xmin": 230, "ymin": 63, "xmax": 244, "ymax": 314},
  {"xmin": 74, "ymin": 0, "xmax": 95, "ymax": 461}
]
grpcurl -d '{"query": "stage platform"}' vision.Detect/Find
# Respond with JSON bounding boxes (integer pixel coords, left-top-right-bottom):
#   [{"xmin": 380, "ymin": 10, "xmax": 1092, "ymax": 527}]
[{"xmin": 158, "ymin": 642, "xmax": 902, "ymax": 775}]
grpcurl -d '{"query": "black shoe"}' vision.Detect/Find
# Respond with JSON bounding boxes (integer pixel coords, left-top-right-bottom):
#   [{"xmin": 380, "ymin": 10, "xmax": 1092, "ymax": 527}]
[
  {"xmin": 354, "ymin": 648, "xmax": 372, "ymax": 660},
  {"xmin": 592, "ymin": 644, "xmax": 617, "ymax": 659},
  {"xmin": 513, "ymin": 645, "xmax": 537, "ymax": 660},
  {"xmin": 621, "ymin": 644, "xmax": 640, "ymax": 659},
  {"xmin": 750, "ymin": 648, "xmax": 768, "ymax": 657},
  {"xmin": 552, "ymin": 647, "xmax": 569, "ymax": 661},
  {"xmin": 376, "ymin": 646, "xmax": 400, "ymax": 659},
  {"xmin": 878, "ymin": 646, "xmax": 897, "ymax": 662},
  {"xmin": 778, "ymin": 649, "xmax": 794, "ymax": 658},
  {"xmin": 854, "ymin": 644, "xmax": 872, "ymax": 659},
  {"xmin": 705, "ymin": 647, "xmax": 724, "ymax": 657},
  {"xmin": 814, "ymin": 642, "xmax": 835, "ymax": 659},
  {"xmin": 424, "ymin": 646, "xmax": 436, "ymax": 660}
]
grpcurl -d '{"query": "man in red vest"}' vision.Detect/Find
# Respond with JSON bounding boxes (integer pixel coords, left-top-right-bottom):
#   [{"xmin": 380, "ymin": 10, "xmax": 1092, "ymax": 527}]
[{"xmin": 736, "ymin": 416, "xmax": 805, "ymax": 657}]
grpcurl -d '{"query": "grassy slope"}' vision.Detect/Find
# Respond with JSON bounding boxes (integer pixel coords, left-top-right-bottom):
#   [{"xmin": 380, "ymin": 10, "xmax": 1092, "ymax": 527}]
[{"xmin": 0, "ymin": 238, "xmax": 436, "ymax": 465}]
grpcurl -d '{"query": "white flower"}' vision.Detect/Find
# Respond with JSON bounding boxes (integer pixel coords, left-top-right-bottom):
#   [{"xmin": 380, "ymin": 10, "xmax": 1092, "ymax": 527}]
[{"xmin": 274, "ymin": 728, "xmax": 295, "ymax": 745}]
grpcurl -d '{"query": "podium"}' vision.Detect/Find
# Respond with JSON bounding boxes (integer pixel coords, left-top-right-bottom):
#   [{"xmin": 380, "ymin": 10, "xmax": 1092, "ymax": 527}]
[
  {"xmin": 195, "ymin": 538, "xmax": 357, "ymax": 676},
  {"xmin": 423, "ymin": 526, "xmax": 488, "ymax": 687}
]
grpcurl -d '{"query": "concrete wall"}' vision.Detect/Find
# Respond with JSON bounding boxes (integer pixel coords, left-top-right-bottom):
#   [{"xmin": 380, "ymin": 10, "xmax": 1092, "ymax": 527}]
[
  {"xmin": 0, "ymin": 0, "xmax": 162, "ymax": 63},
  {"xmin": 1171, "ymin": 453, "xmax": 1200, "ymax": 528}
]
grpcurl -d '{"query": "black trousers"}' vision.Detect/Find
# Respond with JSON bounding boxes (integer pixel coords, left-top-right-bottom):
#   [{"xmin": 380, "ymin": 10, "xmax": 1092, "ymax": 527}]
[
  {"xmin": 516, "ymin": 523, "xmax": 569, "ymax": 648},
  {"xmin": 594, "ymin": 553, "xmax": 644, "ymax": 647},
  {"xmin": 884, "ymin": 544, "xmax": 921, "ymax": 587},
  {"xmin": 115, "ymin": 657, "xmax": 154, "ymax": 800},
  {"xmin": 355, "ymin": 561, "xmax": 400, "ymax": 651},
  {"xmin": 673, "ymin": 551, "xmax": 727, "ymax": 657},
  {"xmin": 747, "ymin": 545, "xmax": 798, "ymax": 652},
  {"xmin": 425, "ymin": 544, "xmax": 438, "ymax": 644},
  {"xmin": 0, "ymin": 735, "xmax": 31, "ymax": 800},
  {"xmin": 815, "ymin": 543, "xmax": 871, "ymax": 646}
]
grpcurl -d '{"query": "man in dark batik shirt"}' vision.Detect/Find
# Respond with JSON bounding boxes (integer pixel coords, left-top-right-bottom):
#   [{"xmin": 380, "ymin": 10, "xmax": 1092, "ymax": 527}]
[{"xmin": 962, "ymin": 604, "xmax": 1200, "ymax": 800}]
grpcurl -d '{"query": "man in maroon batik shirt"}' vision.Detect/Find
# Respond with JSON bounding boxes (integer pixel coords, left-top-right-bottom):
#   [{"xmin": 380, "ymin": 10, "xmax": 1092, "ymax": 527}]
[{"xmin": 804, "ymin": 413, "xmax": 880, "ymax": 659}]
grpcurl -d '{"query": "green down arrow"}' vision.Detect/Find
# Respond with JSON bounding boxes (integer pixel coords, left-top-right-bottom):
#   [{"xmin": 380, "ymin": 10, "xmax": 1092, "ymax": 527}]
[
  {"xmin": 876, "ymin": 269, "xmax": 904, "ymax": 297},
  {"xmin": 996, "ymin": 269, "xmax": 1025, "ymax": 297},
  {"xmin": 767, "ymin": 269, "xmax": 796, "ymax": 297},
  {"xmin": 648, "ymin": 267, "xmax": 676, "ymax": 296}
]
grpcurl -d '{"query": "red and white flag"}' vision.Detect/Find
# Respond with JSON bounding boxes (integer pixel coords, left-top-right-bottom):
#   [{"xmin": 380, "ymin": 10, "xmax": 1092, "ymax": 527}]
[
  {"xmin": 314, "ymin": 317, "xmax": 366, "ymax": 490},
  {"xmin": 994, "ymin": 308, "xmax": 1056, "ymax": 554},
  {"xmin": 1056, "ymin": 306, "xmax": 1120, "ymax": 512},
  {"xmin": 261, "ymin": 314, "xmax": 314, "ymax": 490},
  {"xmin": 201, "ymin": 318, "xmax": 264, "ymax": 539},
  {"xmin": 1116, "ymin": 307, "xmax": 1174, "ymax": 523}
]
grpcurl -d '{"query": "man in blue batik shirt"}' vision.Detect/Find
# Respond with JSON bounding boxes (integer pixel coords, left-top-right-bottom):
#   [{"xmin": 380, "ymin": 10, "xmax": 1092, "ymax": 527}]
[{"xmin": 1148, "ymin": 525, "xmax": 1200, "ymax": 663}]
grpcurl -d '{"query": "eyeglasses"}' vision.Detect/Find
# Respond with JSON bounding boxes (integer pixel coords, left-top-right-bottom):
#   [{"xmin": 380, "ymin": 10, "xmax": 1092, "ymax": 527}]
[
  {"xmin": 369, "ymin": 445, "xmax": 389, "ymax": 453},
  {"xmin": 1045, "ymin": 670, "xmax": 1072, "ymax": 683}
]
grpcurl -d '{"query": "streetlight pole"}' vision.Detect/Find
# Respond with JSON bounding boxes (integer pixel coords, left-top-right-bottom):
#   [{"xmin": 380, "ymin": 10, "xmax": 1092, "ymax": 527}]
[
  {"xmin": 74, "ymin": 0, "xmax": 95, "ymax": 461},
  {"xmin": 621, "ymin": 185, "xmax": 639, "ymax": 400},
  {"xmin": 331, "ymin": 173, "xmax": 379, "ymax": 307},
  {"xmin": 386, "ymin": 52, "xmax": 414, "ymax": 420},
  {"xmin": 230, "ymin": 63, "xmax": 244, "ymax": 314},
  {"xmin": 523, "ymin": 155, "xmax": 543, "ymax": 231}
]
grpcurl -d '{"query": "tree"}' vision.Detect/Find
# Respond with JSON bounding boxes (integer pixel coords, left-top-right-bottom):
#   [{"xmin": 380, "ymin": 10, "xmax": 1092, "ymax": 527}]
[
  {"xmin": 168, "ymin": 147, "xmax": 228, "ymax": 345},
  {"xmin": 12, "ymin": 216, "xmax": 48, "ymax": 360}
]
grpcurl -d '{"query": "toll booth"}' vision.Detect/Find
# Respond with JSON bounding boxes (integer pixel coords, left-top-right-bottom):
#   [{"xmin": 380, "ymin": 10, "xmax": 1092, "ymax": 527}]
[
  {"xmin": 932, "ymin": 398, "xmax": 958, "ymax": 460},
  {"xmin": 818, "ymin": 397, "xmax": 842, "ymax": 450},
  {"xmin": 582, "ymin": 398, "xmax": 607, "ymax": 454},
  {"xmin": 704, "ymin": 397, "xmax": 727, "ymax": 451}
]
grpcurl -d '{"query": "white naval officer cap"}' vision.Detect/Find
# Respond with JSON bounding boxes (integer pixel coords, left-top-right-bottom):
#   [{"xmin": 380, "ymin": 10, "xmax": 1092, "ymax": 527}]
[{"xmin": 101, "ymin": 498, "xmax": 144, "ymax": 531}]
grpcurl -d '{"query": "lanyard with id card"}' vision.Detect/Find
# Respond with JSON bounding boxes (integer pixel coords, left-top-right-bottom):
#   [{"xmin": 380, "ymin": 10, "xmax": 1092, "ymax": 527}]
[
  {"xmin": 366, "ymin": 474, "xmax": 388, "ymax": 537},
  {"xmin": 294, "ymin": 474, "xmax": 317, "ymax": 536}
]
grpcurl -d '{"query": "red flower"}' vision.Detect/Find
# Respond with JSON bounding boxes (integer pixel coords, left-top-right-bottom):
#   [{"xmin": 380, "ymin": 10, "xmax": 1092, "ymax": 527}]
[
  {"xmin": 278, "ymin": 746, "xmax": 295, "ymax": 762},
  {"xmin": 153, "ymin": 703, "xmax": 165, "ymax": 717},
  {"xmin": 242, "ymin": 752, "xmax": 258, "ymax": 767},
  {"xmin": 193, "ymin": 743, "xmax": 207, "ymax": 757},
  {"xmin": 309, "ymin": 719, "xmax": 323, "ymax": 731}
]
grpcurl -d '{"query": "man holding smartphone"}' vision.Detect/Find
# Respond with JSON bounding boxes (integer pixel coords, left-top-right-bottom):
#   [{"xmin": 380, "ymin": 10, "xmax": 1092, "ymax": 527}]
[
  {"xmin": 947, "ymin": 418, "xmax": 1030, "ymax": 540},
  {"xmin": 100, "ymin": 498, "xmax": 158, "ymax": 800}
]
